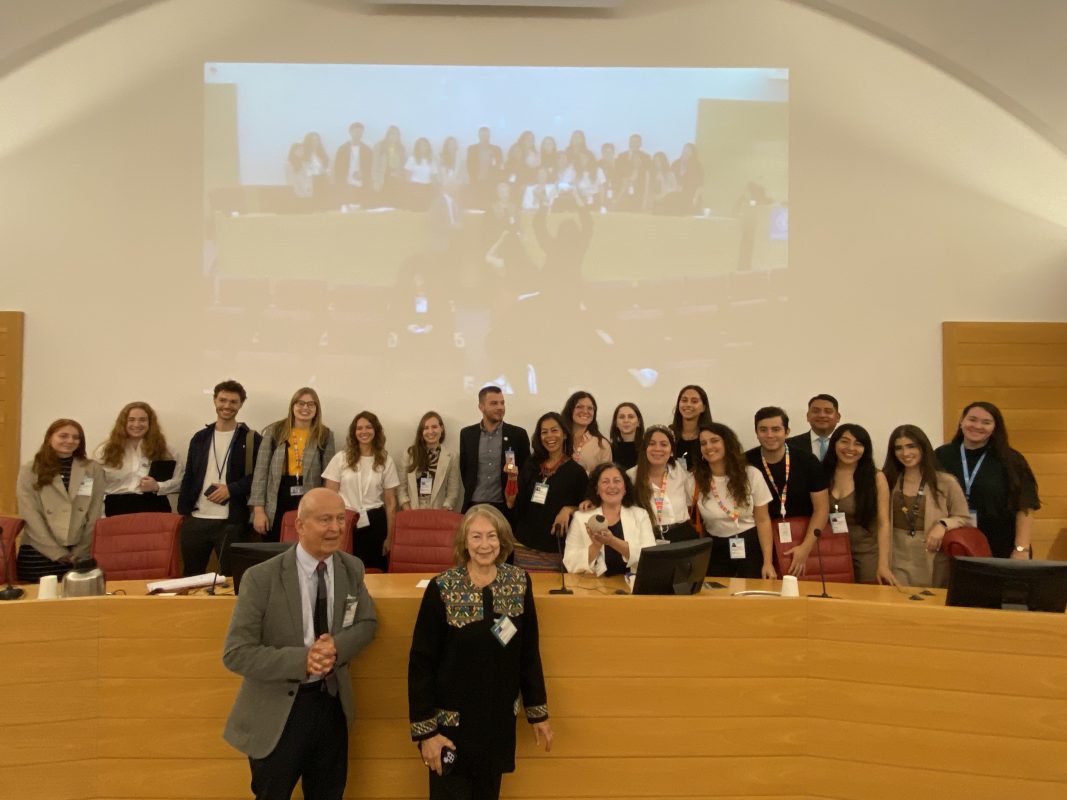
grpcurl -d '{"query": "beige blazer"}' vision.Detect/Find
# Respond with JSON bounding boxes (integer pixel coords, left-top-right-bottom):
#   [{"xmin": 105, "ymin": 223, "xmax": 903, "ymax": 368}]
[
  {"xmin": 16, "ymin": 459, "xmax": 105, "ymax": 562},
  {"xmin": 396, "ymin": 449, "xmax": 462, "ymax": 511}
]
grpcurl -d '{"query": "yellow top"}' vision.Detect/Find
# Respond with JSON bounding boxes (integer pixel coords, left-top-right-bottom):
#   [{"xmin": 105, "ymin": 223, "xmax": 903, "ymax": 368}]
[{"xmin": 287, "ymin": 429, "xmax": 309, "ymax": 477}]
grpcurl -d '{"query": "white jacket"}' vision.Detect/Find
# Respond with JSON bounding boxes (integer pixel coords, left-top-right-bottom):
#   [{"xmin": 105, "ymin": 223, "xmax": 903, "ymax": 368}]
[{"xmin": 564, "ymin": 505, "xmax": 657, "ymax": 576}]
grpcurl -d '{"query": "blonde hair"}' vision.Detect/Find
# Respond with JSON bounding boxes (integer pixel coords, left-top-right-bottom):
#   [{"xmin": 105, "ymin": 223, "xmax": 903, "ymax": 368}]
[{"xmin": 270, "ymin": 387, "xmax": 330, "ymax": 448}]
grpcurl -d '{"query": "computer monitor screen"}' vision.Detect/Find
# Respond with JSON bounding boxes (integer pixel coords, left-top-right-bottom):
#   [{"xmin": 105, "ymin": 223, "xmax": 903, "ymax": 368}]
[
  {"xmin": 229, "ymin": 542, "xmax": 294, "ymax": 594},
  {"xmin": 946, "ymin": 557, "xmax": 1067, "ymax": 613},
  {"xmin": 632, "ymin": 538, "xmax": 713, "ymax": 595}
]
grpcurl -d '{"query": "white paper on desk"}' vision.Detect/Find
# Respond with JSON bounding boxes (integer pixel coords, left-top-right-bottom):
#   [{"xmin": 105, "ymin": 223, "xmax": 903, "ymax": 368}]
[
  {"xmin": 147, "ymin": 573, "xmax": 222, "ymax": 594},
  {"xmin": 416, "ymin": 579, "xmax": 430, "ymax": 588}
]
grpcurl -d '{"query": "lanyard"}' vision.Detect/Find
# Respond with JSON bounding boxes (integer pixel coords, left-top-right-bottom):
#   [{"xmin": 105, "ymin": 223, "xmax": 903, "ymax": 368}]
[
  {"xmin": 540, "ymin": 454, "xmax": 569, "ymax": 480},
  {"xmin": 897, "ymin": 479, "xmax": 926, "ymax": 535},
  {"xmin": 760, "ymin": 445, "xmax": 790, "ymax": 519},
  {"xmin": 211, "ymin": 428, "xmax": 238, "ymax": 482},
  {"xmin": 709, "ymin": 476, "xmax": 741, "ymax": 529},
  {"xmin": 959, "ymin": 444, "xmax": 987, "ymax": 501},
  {"xmin": 651, "ymin": 469, "xmax": 669, "ymax": 523}
]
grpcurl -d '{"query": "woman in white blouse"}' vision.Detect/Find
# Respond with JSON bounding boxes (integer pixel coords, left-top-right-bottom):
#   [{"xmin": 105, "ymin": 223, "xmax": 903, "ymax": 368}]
[
  {"xmin": 322, "ymin": 411, "xmax": 399, "ymax": 571},
  {"xmin": 405, "ymin": 137, "xmax": 439, "ymax": 211},
  {"xmin": 94, "ymin": 401, "xmax": 184, "ymax": 516},
  {"xmin": 564, "ymin": 463, "xmax": 656, "ymax": 576},
  {"xmin": 627, "ymin": 425, "xmax": 696, "ymax": 542},
  {"xmin": 691, "ymin": 423, "xmax": 775, "ymax": 580},
  {"xmin": 397, "ymin": 411, "xmax": 462, "ymax": 511}
]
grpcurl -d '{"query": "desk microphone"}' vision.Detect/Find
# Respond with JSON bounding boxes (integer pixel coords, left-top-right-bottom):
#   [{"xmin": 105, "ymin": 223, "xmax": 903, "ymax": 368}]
[
  {"xmin": 0, "ymin": 526, "xmax": 25, "ymax": 601},
  {"xmin": 548, "ymin": 518, "xmax": 573, "ymax": 596},
  {"xmin": 808, "ymin": 528, "xmax": 835, "ymax": 600},
  {"xmin": 206, "ymin": 524, "xmax": 233, "ymax": 596}
]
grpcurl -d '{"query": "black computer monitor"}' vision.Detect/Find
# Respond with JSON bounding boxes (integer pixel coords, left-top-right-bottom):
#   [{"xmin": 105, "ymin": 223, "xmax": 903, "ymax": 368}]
[
  {"xmin": 632, "ymin": 538, "xmax": 714, "ymax": 595},
  {"xmin": 946, "ymin": 557, "xmax": 1067, "ymax": 613},
  {"xmin": 229, "ymin": 542, "xmax": 294, "ymax": 594}
]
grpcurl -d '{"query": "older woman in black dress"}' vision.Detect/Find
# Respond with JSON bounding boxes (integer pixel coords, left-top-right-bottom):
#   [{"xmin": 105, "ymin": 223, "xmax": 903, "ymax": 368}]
[{"xmin": 408, "ymin": 504, "xmax": 553, "ymax": 800}]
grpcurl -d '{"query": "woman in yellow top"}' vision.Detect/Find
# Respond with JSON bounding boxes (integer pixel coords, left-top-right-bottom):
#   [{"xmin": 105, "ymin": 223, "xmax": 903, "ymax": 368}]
[{"xmin": 249, "ymin": 387, "xmax": 336, "ymax": 541}]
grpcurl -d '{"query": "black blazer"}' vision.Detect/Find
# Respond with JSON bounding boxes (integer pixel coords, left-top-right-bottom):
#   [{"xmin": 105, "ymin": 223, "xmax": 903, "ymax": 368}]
[
  {"xmin": 458, "ymin": 421, "xmax": 531, "ymax": 509},
  {"xmin": 785, "ymin": 432, "xmax": 814, "ymax": 455},
  {"xmin": 333, "ymin": 141, "xmax": 373, "ymax": 186}
]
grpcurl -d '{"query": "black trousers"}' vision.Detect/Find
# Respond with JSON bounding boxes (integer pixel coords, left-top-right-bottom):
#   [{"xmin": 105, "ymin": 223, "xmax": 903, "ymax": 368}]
[
  {"xmin": 104, "ymin": 492, "xmax": 170, "ymax": 517},
  {"xmin": 180, "ymin": 516, "xmax": 246, "ymax": 576},
  {"xmin": 429, "ymin": 767, "xmax": 503, "ymax": 800},
  {"xmin": 248, "ymin": 684, "xmax": 348, "ymax": 800},
  {"xmin": 267, "ymin": 476, "xmax": 303, "ymax": 543},
  {"xmin": 706, "ymin": 527, "xmax": 763, "ymax": 579},
  {"xmin": 353, "ymin": 506, "xmax": 388, "ymax": 572}
]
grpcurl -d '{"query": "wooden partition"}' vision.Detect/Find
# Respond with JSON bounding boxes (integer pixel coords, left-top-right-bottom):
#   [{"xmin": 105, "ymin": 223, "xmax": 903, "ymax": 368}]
[
  {"xmin": 3, "ymin": 573, "xmax": 1066, "ymax": 800},
  {"xmin": 0, "ymin": 311, "xmax": 24, "ymax": 515},
  {"xmin": 943, "ymin": 321, "xmax": 1067, "ymax": 559}
]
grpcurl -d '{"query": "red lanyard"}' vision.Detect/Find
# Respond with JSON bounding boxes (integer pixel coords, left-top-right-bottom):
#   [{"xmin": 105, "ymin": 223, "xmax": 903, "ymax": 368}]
[
  {"xmin": 540, "ymin": 454, "xmax": 569, "ymax": 480},
  {"xmin": 761, "ymin": 446, "xmax": 790, "ymax": 519}
]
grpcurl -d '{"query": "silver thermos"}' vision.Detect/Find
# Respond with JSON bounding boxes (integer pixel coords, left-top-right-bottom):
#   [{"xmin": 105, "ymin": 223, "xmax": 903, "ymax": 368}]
[{"xmin": 62, "ymin": 558, "xmax": 106, "ymax": 597}]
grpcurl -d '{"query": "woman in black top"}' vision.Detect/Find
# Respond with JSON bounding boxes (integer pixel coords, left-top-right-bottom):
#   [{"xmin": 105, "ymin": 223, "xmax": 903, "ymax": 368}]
[
  {"xmin": 507, "ymin": 411, "xmax": 587, "ymax": 571},
  {"xmin": 608, "ymin": 401, "xmax": 645, "ymax": 471},
  {"xmin": 408, "ymin": 505, "xmax": 553, "ymax": 800},
  {"xmin": 670, "ymin": 384, "xmax": 713, "ymax": 471},
  {"xmin": 935, "ymin": 401, "xmax": 1041, "ymax": 559}
]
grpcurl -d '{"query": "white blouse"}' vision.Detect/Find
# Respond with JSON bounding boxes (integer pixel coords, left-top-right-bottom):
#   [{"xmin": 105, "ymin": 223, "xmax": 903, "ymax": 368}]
[
  {"xmin": 694, "ymin": 465, "xmax": 772, "ymax": 538},
  {"xmin": 322, "ymin": 452, "xmax": 400, "ymax": 512},
  {"xmin": 94, "ymin": 441, "xmax": 185, "ymax": 496}
]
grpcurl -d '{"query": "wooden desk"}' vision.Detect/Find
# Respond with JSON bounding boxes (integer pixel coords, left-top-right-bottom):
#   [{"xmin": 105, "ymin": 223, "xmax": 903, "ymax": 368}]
[{"xmin": 3, "ymin": 574, "xmax": 1066, "ymax": 799}]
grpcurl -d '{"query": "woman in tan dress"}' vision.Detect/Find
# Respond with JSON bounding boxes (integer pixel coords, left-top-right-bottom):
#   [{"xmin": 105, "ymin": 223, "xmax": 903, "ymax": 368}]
[
  {"xmin": 823, "ymin": 424, "xmax": 894, "ymax": 585},
  {"xmin": 881, "ymin": 424, "xmax": 970, "ymax": 587}
]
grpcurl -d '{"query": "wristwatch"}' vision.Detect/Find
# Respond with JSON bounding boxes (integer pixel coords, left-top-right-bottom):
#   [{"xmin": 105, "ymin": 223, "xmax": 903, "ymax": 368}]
[{"xmin": 1014, "ymin": 545, "xmax": 1029, "ymax": 553}]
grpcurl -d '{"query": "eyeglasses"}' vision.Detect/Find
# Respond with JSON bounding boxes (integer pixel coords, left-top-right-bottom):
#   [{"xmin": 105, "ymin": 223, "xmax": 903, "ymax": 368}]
[{"xmin": 294, "ymin": 401, "xmax": 317, "ymax": 409}]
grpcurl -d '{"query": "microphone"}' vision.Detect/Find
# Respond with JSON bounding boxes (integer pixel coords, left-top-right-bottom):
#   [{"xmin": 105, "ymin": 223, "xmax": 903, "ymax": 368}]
[
  {"xmin": 0, "ymin": 526, "xmax": 25, "ymax": 601},
  {"xmin": 206, "ymin": 524, "xmax": 234, "ymax": 596},
  {"xmin": 548, "ymin": 515, "xmax": 573, "ymax": 596},
  {"xmin": 808, "ymin": 528, "xmax": 835, "ymax": 600}
]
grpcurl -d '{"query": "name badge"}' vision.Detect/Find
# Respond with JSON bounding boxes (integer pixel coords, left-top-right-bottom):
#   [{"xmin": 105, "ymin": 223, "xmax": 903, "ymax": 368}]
[
  {"xmin": 829, "ymin": 512, "xmax": 848, "ymax": 534},
  {"xmin": 76, "ymin": 477, "xmax": 94, "ymax": 497},
  {"xmin": 419, "ymin": 476, "xmax": 433, "ymax": 497},
  {"xmin": 289, "ymin": 484, "xmax": 305, "ymax": 497},
  {"xmin": 343, "ymin": 595, "xmax": 359, "ymax": 627},
  {"xmin": 531, "ymin": 482, "xmax": 549, "ymax": 505},
  {"xmin": 968, "ymin": 508, "xmax": 979, "ymax": 527},
  {"xmin": 729, "ymin": 536, "xmax": 746, "ymax": 560},
  {"xmin": 777, "ymin": 521, "xmax": 792, "ymax": 543},
  {"xmin": 491, "ymin": 615, "xmax": 517, "ymax": 647}
]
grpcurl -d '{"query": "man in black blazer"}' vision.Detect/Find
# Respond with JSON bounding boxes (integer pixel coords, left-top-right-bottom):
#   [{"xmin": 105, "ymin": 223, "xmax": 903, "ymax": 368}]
[
  {"xmin": 333, "ymin": 122, "xmax": 373, "ymax": 206},
  {"xmin": 785, "ymin": 394, "xmax": 841, "ymax": 462},
  {"xmin": 466, "ymin": 126, "xmax": 503, "ymax": 209},
  {"xmin": 459, "ymin": 385, "xmax": 530, "ymax": 516}
]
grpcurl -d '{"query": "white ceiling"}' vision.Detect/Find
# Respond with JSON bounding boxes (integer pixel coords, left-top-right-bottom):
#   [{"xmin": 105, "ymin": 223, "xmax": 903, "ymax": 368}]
[{"xmin": 2, "ymin": 0, "xmax": 1064, "ymax": 152}]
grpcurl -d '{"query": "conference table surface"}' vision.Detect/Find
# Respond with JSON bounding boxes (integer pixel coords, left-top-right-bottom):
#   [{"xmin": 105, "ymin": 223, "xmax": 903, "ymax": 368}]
[{"xmin": 4, "ymin": 573, "xmax": 1066, "ymax": 800}]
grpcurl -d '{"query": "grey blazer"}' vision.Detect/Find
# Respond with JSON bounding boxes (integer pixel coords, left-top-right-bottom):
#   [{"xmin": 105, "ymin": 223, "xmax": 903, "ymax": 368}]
[
  {"xmin": 16, "ymin": 459, "xmax": 105, "ymax": 562},
  {"xmin": 222, "ymin": 547, "xmax": 377, "ymax": 759},
  {"xmin": 396, "ymin": 449, "xmax": 463, "ymax": 511},
  {"xmin": 248, "ymin": 424, "xmax": 337, "ymax": 527}
]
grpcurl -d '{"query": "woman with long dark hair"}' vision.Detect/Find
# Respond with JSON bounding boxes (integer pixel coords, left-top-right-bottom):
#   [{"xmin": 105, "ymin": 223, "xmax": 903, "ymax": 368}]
[
  {"xmin": 628, "ymin": 425, "xmax": 696, "ymax": 542},
  {"xmin": 17, "ymin": 419, "xmax": 105, "ymax": 582},
  {"xmin": 508, "ymin": 412, "xmax": 587, "ymax": 572},
  {"xmin": 823, "ymin": 424, "xmax": 893, "ymax": 584},
  {"xmin": 669, "ymin": 384, "xmax": 713, "ymax": 471},
  {"xmin": 608, "ymin": 402, "xmax": 645, "ymax": 471},
  {"xmin": 397, "ymin": 411, "xmax": 462, "ymax": 512},
  {"xmin": 323, "ymin": 411, "xmax": 399, "ymax": 571},
  {"xmin": 691, "ymin": 423, "xmax": 775, "ymax": 579},
  {"xmin": 882, "ymin": 424, "xmax": 969, "ymax": 587},
  {"xmin": 935, "ymin": 401, "xmax": 1041, "ymax": 559},
  {"xmin": 561, "ymin": 390, "xmax": 612, "ymax": 474}
]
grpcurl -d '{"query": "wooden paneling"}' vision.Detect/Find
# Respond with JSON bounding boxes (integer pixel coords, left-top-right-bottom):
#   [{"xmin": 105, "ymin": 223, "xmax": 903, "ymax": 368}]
[
  {"xmin": 3, "ymin": 576, "xmax": 1067, "ymax": 799},
  {"xmin": 943, "ymin": 322, "xmax": 1067, "ymax": 558},
  {"xmin": 0, "ymin": 311, "xmax": 24, "ymax": 515}
]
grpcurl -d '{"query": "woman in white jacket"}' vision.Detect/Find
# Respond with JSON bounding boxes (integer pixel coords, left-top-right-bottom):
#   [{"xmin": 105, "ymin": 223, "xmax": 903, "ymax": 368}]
[{"xmin": 564, "ymin": 463, "xmax": 657, "ymax": 576}]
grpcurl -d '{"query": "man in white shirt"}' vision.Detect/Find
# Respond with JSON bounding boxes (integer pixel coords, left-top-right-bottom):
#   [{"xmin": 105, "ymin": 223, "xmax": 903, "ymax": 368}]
[
  {"xmin": 785, "ymin": 394, "xmax": 841, "ymax": 461},
  {"xmin": 176, "ymin": 380, "xmax": 262, "ymax": 576}
]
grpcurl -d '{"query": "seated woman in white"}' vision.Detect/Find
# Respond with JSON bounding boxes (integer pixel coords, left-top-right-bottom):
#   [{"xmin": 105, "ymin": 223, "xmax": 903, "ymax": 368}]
[{"xmin": 564, "ymin": 463, "xmax": 656, "ymax": 576}]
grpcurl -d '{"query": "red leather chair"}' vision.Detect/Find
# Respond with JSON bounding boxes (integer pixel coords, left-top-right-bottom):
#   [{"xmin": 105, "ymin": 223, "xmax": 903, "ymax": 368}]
[
  {"xmin": 942, "ymin": 526, "xmax": 993, "ymax": 559},
  {"xmin": 0, "ymin": 515, "xmax": 24, "ymax": 584},
  {"xmin": 280, "ymin": 509, "xmax": 356, "ymax": 554},
  {"xmin": 772, "ymin": 516, "xmax": 855, "ymax": 583},
  {"xmin": 91, "ymin": 512, "xmax": 182, "ymax": 580},
  {"xmin": 389, "ymin": 509, "xmax": 463, "ymax": 573}
]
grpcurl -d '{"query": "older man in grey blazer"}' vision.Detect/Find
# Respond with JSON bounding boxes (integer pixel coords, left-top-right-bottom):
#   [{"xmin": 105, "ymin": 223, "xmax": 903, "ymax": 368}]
[{"xmin": 223, "ymin": 488, "xmax": 377, "ymax": 800}]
